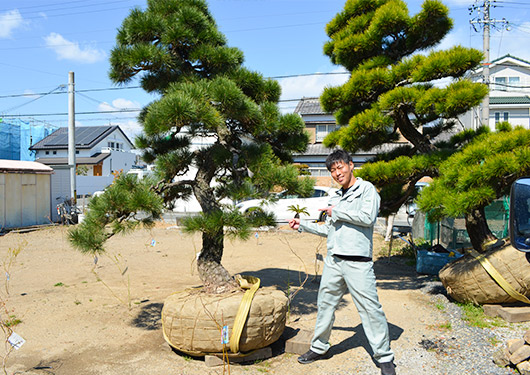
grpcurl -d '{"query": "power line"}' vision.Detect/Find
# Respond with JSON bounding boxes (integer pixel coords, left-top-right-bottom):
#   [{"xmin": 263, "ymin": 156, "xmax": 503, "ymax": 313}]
[
  {"xmin": 0, "ymin": 1, "xmax": 140, "ymax": 21},
  {"xmin": 0, "ymin": 71, "xmax": 350, "ymax": 99},
  {"xmin": 2, "ymin": 109, "xmax": 141, "ymax": 118},
  {"xmin": 0, "ymin": 85, "xmax": 67, "ymax": 113}
]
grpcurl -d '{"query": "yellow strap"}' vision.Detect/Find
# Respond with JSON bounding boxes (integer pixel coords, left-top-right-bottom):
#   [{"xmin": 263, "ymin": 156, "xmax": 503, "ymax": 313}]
[
  {"xmin": 229, "ymin": 275, "xmax": 261, "ymax": 353},
  {"xmin": 468, "ymin": 248, "xmax": 530, "ymax": 304}
]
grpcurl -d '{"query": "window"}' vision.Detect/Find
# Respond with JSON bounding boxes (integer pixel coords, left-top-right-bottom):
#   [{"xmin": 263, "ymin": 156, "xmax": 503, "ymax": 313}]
[
  {"xmin": 108, "ymin": 141, "xmax": 115, "ymax": 149},
  {"xmin": 308, "ymin": 163, "xmax": 331, "ymax": 177},
  {"xmin": 495, "ymin": 77, "xmax": 506, "ymax": 91},
  {"xmin": 495, "ymin": 112, "xmax": 509, "ymax": 124},
  {"xmin": 311, "ymin": 189, "xmax": 329, "ymax": 198},
  {"xmin": 316, "ymin": 124, "xmax": 338, "ymax": 142},
  {"xmin": 508, "ymin": 77, "xmax": 520, "ymax": 91},
  {"xmin": 53, "ymin": 151, "xmax": 57, "ymax": 155},
  {"xmin": 45, "ymin": 151, "xmax": 49, "ymax": 155},
  {"xmin": 76, "ymin": 151, "xmax": 79, "ymax": 154},
  {"xmin": 495, "ymin": 76, "xmax": 520, "ymax": 91}
]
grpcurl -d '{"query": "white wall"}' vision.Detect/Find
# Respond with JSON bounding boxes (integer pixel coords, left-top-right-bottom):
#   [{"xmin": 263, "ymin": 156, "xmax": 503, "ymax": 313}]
[
  {"xmin": 76, "ymin": 175, "xmax": 114, "ymax": 196},
  {"xmin": 101, "ymin": 150, "xmax": 136, "ymax": 176}
]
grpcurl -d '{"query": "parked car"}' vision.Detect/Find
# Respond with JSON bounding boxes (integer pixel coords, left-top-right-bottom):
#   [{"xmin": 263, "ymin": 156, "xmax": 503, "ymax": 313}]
[{"xmin": 235, "ymin": 186, "xmax": 339, "ymax": 223}]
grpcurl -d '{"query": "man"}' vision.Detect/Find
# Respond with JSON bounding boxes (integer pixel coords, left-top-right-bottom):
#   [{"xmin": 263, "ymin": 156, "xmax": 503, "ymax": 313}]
[{"xmin": 289, "ymin": 149, "xmax": 396, "ymax": 375}]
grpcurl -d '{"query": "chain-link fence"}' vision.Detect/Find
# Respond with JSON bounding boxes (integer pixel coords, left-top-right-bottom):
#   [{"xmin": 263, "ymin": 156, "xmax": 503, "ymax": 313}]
[{"xmin": 412, "ymin": 197, "xmax": 510, "ymax": 251}]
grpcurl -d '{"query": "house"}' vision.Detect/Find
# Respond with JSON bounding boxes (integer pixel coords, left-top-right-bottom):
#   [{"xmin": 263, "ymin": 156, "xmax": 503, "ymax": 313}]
[
  {"xmin": 30, "ymin": 125, "xmax": 137, "ymax": 200},
  {"xmin": 0, "ymin": 159, "xmax": 53, "ymax": 229},
  {"xmin": 293, "ymin": 97, "xmax": 407, "ymax": 186},
  {"xmin": 465, "ymin": 55, "xmax": 530, "ymax": 130}
]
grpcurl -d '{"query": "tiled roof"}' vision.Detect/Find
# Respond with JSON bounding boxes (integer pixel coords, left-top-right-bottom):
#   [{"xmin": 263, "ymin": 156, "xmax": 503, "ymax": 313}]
[
  {"xmin": 30, "ymin": 126, "xmax": 133, "ymax": 150},
  {"xmin": 294, "ymin": 97, "xmax": 326, "ymax": 115},
  {"xmin": 490, "ymin": 96, "xmax": 530, "ymax": 105},
  {"xmin": 295, "ymin": 142, "xmax": 408, "ymax": 156},
  {"xmin": 490, "ymin": 54, "xmax": 530, "ymax": 66}
]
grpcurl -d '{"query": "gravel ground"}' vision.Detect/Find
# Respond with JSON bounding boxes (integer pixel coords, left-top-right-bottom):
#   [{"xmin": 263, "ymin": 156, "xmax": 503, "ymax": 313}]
[{"xmin": 394, "ymin": 279, "xmax": 530, "ymax": 375}]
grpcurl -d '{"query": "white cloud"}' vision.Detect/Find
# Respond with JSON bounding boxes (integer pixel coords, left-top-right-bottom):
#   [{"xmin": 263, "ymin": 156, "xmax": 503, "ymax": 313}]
[
  {"xmin": 0, "ymin": 9, "xmax": 25, "ymax": 38},
  {"xmin": 278, "ymin": 68, "xmax": 349, "ymax": 113},
  {"xmin": 98, "ymin": 98, "xmax": 142, "ymax": 112},
  {"xmin": 44, "ymin": 32, "xmax": 106, "ymax": 63},
  {"xmin": 97, "ymin": 99, "xmax": 143, "ymax": 139},
  {"xmin": 23, "ymin": 89, "xmax": 41, "ymax": 99},
  {"xmin": 116, "ymin": 119, "xmax": 143, "ymax": 140}
]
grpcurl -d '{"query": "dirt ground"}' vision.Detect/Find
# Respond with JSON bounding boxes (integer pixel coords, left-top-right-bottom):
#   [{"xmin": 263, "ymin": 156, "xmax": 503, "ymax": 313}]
[{"xmin": 1, "ymin": 222, "xmax": 448, "ymax": 375}]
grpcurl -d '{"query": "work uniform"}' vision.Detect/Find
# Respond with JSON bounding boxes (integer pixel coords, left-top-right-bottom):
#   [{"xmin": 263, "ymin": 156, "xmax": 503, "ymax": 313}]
[{"xmin": 299, "ymin": 177, "xmax": 394, "ymax": 364}]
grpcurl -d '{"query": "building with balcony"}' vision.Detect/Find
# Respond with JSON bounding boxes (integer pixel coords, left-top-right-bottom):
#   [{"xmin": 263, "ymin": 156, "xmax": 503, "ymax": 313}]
[
  {"xmin": 29, "ymin": 125, "xmax": 136, "ymax": 200},
  {"xmin": 464, "ymin": 55, "xmax": 530, "ymax": 130}
]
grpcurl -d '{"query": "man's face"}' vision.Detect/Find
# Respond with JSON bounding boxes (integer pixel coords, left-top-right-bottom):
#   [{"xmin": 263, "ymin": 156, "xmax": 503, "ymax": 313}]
[{"xmin": 329, "ymin": 160, "xmax": 355, "ymax": 188}]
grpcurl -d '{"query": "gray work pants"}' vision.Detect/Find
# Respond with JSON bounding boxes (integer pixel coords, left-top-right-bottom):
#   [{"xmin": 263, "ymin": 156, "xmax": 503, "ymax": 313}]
[{"xmin": 310, "ymin": 254, "xmax": 394, "ymax": 364}]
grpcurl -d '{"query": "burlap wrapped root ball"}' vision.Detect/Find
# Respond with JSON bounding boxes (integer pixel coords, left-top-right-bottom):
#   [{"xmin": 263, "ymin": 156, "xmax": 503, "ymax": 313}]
[
  {"xmin": 162, "ymin": 287, "xmax": 288, "ymax": 355},
  {"xmin": 439, "ymin": 243, "xmax": 530, "ymax": 304}
]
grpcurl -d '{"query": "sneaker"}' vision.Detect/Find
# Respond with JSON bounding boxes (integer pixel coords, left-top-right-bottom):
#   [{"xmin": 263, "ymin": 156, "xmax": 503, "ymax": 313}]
[
  {"xmin": 297, "ymin": 349, "xmax": 329, "ymax": 364},
  {"xmin": 380, "ymin": 360, "xmax": 396, "ymax": 375}
]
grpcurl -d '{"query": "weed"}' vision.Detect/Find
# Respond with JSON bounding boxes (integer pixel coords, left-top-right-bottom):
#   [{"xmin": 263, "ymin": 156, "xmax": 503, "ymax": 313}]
[
  {"xmin": 434, "ymin": 302, "xmax": 445, "ymax": 311},
  {"xmin": 428, "ymin": 321, "xmax": 452, "ymax": 331},
  {"xmin": 54, "ymin": 282, "xmax": 65, "ymax": 287},
  {"xmin": 74, "ymin": 300, "xmax": 81, "ymax": 305},
  {"xmin": 4, "ymin": 315, "xmax": 21, "ymax": 328},
  {"xmin": 183, "ymin": 355, "xmax": 192, "ymax": 362},
  {"xmin": 457, "ymin": 302, "xmax": 506, "ymax": 328},
  {"xmin": 0, "ymin": 240, "xmax": 27, "ymax": 375},
  {"xmin": 255, "ymin": 360, "xmax": 270, "ymax": 373},
  {"xmin": 488, "ymin": 336, "xmax": 501, "ymax": 346}
]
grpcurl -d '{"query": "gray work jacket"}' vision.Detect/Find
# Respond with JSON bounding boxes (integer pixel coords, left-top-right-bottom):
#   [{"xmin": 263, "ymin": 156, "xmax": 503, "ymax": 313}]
[{"xmin": 299, "ymin": 178, "xmax": 380, "ymax": 258}]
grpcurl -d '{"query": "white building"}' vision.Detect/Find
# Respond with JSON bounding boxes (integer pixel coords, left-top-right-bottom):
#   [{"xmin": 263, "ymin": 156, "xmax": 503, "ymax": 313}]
[
  {"xmin": 465, "ymin": 55, "xmax": 530, "ymax": 130},
  {"xmin": 30, "ymin": 126, "xmax": 136, "ymax": 200}
]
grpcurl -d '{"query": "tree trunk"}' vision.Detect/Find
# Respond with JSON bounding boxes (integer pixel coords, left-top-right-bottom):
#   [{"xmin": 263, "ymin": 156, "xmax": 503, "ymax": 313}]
[
  {"xmin": 197, "ymin": 228, "xmax": 238, "ymax": 294},
  {"xmin": 464, "ymin": 207, "xmax": 498, "ymax": 253},
  {"xmin": 395, "ymin": 107, "xmax": 437, "ymax": 154},
  {"xmin": 193, "ymin": 156, "xmax": 239, "ymax": 294}
]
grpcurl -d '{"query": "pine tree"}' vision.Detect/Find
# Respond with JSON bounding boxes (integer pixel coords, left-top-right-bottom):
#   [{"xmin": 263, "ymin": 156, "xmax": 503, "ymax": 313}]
[
  {"xmin": 417, "ymin": 124, "xmax": 530, "ymax": 250},
  {"xmin": 320, "ymin": 0, "xmax": 494, "ymax": 249},
  {"xmin": 69, "ymin": 0, "xmax": 312, "ymax": 293}
]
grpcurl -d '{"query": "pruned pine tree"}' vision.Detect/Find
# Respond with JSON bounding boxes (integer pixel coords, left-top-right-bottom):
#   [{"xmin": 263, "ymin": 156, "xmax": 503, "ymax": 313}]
[
  {"xmin": 320, "ymin": 0, "xmax": 495, "ymax": 249},
  {"xmin": 69, "ymin": 0, "xmax": 312, "ymax": 294},
  {"xmin": 417, "ymin": 124, "xmax": 530, "ymax": 250}
]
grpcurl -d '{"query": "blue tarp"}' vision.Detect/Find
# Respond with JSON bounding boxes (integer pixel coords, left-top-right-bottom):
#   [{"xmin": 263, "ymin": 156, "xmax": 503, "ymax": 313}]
[{"xmin": 0, "ymin": 118, "xmax": 57, "ymax": 161}]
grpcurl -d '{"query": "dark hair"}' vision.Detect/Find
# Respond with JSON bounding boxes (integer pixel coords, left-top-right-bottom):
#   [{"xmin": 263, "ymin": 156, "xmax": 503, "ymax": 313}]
[{"xmin": 325, "ymin": 149, "xmax": 352, "ymax": 171}]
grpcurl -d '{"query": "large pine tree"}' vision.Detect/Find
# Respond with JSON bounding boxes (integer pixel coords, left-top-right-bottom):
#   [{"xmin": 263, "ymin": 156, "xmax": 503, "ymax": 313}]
[
  {"xmin": 417, "ymin": 124, "xmax": 530, "ymax": 250},
  {"xmin": 320, "ymin": 0, "xmax": 495, "ymax": 249},
  {"xmin": 69, "ymin": 0, "xmax": 312, "ymax": 293}
]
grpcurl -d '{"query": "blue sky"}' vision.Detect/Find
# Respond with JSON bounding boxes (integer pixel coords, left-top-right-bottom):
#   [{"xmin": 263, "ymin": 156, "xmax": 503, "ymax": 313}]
[{"xmin": 0, "ymin": 0, "xmax": 529, "ymax": 139}]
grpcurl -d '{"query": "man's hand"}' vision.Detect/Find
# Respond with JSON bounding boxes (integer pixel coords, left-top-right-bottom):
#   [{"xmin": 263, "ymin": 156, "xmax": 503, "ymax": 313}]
[
  {"xmin": 318, "ymin": 205, "xmax": 334, "ymax": 217},
  {"xmin": 289, "ymin": 218, "xmax": 300, "ymax": 230}
]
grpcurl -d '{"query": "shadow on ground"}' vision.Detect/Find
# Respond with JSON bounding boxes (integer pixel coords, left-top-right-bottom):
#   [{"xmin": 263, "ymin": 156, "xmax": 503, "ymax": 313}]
[{"xmin": 132, "ymin": 302, "xmax": 163, "ymax": 330}]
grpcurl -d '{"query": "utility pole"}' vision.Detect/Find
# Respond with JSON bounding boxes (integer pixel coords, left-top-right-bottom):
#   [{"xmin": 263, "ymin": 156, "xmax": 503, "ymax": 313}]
[
  {"xmin": 68, "ymin": 71, "xmax": 76, "ymax": 204},
  {"xmin": 470, "ymin": 0, "xmax": 509, "ymax": 129}
]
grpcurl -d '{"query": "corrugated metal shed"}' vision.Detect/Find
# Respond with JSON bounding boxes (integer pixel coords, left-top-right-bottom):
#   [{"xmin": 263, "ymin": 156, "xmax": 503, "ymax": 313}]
[{"xmin": 0, "ymin": 160, "xmax": 53, "ymax": 229}]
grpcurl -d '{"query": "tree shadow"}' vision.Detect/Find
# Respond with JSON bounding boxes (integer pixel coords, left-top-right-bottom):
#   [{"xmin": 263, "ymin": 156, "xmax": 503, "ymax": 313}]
[
  {"xmin": 237, "ymin": 268, "xmax": 336, "ymax": 317},
  {"xmin": 372, "ymin": 256, "xmax": 443, "ymax": 292},
  {"xmin": 131, "ymin": 302, "xmax": 163, "ymax": 330}
]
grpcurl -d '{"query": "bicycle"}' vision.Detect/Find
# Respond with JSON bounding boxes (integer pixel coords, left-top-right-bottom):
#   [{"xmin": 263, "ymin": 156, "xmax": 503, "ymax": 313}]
[{"xmin": 55, "ymin": 197, "xmax": 80, "ymax": 225}]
